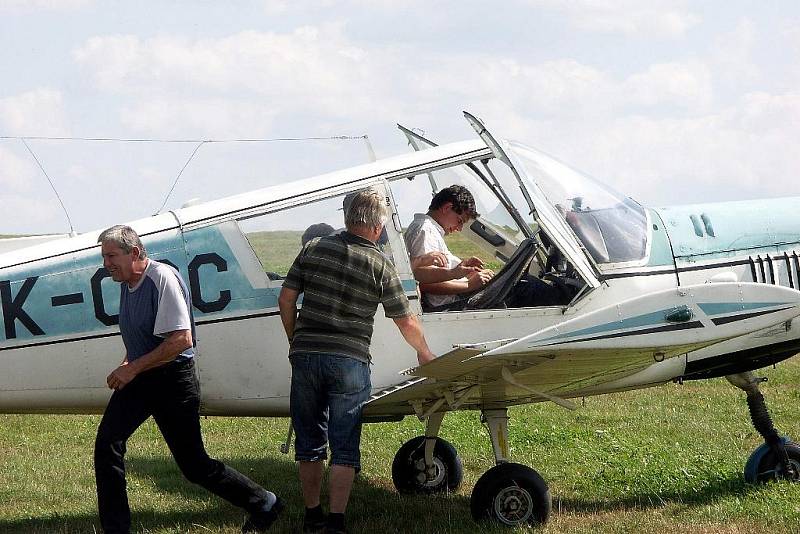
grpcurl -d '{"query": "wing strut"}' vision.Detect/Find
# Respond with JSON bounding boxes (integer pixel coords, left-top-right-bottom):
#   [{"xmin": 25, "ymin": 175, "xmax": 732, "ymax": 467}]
[{"xmin": 500, "ymin": 367, "xmax": 578, "ymax": 410}]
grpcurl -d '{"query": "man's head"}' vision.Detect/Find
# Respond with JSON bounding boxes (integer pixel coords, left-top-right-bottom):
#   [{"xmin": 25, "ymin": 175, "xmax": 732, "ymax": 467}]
[
  {"xmin": 427, "ymin": 184, "xmax": 479, "ymax": 235},
  {"xmin": 301, "ymin": 223, "xmax": 335, "ymax": 246},
  {"xmin": 344, "ymin": 189, "xmax": 388, "ymax": 242},
  {"xmin": 98, "ymin": 225, "xmax": 147, "ymax": 283}
]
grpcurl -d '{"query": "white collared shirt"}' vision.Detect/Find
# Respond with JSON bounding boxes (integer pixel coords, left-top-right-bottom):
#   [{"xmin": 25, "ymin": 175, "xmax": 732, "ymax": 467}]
[{"xmin": 404, "ymin": 213, "xmax": 463, "ymax": 308}]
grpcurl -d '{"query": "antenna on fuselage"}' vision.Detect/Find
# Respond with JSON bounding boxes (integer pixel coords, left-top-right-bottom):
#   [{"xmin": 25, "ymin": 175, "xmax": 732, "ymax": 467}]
[
  {"xmin": 154, "ymin": 140, "xmax": 207, "ymax": 216},
  {"xmin": 20, "ymin": 138, "xmax": 77, "ymax": 236},
  {"xmin": 362, "ymin": 134, "xmax": 377, "ymax": 163}
]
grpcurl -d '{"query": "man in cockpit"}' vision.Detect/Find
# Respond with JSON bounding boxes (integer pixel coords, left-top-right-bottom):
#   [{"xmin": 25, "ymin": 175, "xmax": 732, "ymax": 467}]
[
  {"xmin": 404, "ymin": 185, "xmax": 494, "ymax": 309},
  {"xmin": 405, "ymin": 184, "xmax": 565, "ymax": 310}
]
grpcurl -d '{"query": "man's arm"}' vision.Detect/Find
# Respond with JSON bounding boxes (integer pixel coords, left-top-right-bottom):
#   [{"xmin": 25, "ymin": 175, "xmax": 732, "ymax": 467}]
[
  {"xmin": 413, "ymin": 260, "xmax": 482, "ymax": 284},
  {"xmin": 278, "ymin": 286, "xmax": 300, "ymax": 343},
  {"xmin": 106, "ymin": 329, "xmax": 192, "ymax": 390},
  {"xmin": 419, "ymin": 268, "xmax": 494, "ymax": 295},
  {"xmin": 392, "ymin": 315, "xmax": 436, "ymax": 365}
]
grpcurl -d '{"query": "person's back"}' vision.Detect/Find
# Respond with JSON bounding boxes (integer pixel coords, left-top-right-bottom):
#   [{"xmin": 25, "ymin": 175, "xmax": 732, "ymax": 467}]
[{"xmin": 287, "ymin": 232, "xmax": 407, "ymax": 362}]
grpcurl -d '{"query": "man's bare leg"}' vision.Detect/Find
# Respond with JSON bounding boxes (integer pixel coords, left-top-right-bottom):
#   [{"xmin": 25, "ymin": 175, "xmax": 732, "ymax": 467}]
[
  {"xmin": 329, "ymin": 465, "xmax": 355, "ymax": 513},
  {"xmin": 298, "ymin": 460, "xmax": 325, "ymax": 508}
]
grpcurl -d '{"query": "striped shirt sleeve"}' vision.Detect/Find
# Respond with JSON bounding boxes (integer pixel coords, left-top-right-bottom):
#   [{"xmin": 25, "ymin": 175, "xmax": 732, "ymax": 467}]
[
  {"xmin": 282, "ymin": 244, "xmax": 307, "ymax": 292},
  {"xmin": 381, "ymin": 261, "xmax": 411, "ymax": 318}
]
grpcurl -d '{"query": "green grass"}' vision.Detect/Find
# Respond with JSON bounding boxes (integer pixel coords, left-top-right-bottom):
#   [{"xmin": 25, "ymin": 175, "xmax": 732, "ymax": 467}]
[
  {"xmin": 245, "ymin": 231, "xmax": 304, "ymax": 276},
  {"xmin": 245, "ymin": 229, "xmax": 502, "ymax": 275},
  {"xmin": 1, "ymin": 360, "xmax": 799, "ymax": 533},
  {"xmin": 444, "ymin": 233, "xmax": 503, "ymax": 272}
]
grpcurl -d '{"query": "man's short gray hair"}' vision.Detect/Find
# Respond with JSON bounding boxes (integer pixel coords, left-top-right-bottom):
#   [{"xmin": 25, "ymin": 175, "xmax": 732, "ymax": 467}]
[
  {"xmin": 344, "ymin": 189, "xmax": 388, "ymax": 230},
  {"xmin": 98, "ymin": 225, "xmax": 147, "ymax": 258}
]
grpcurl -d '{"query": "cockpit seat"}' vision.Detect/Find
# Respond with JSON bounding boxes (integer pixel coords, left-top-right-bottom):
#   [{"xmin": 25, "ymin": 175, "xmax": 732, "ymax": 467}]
[{"xmin": 565, "ymin": 211, "xmax": 610, "ymax": 263}]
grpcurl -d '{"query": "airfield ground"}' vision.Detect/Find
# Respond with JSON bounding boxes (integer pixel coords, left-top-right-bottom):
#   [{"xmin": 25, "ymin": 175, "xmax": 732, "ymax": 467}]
[{"xmin": 0, "ymin": 359, "xmax": 798, "ymax": 533}]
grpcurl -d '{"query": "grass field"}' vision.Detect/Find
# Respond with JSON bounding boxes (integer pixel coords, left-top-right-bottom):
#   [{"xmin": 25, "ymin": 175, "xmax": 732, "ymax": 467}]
[
  {"xmin": 244, "ymin": 229, "xmax": 504, "ymax": 276},
  {"xmin": 1, "ymin": 359, "xmax": 799, "ymax": 533}
]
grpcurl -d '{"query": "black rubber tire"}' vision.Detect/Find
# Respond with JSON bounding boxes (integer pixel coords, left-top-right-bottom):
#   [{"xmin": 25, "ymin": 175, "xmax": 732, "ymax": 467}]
[
  {"xmin": 470, "ymin": 462, "xmax": 551, "ymax": 526},
  {"xmin": 748, "ymin": 441, "xmax": 800, "ymax": 483},
  {"xmin": 391, "ymin": 436, "xmax": 463, "ymax": 494}
]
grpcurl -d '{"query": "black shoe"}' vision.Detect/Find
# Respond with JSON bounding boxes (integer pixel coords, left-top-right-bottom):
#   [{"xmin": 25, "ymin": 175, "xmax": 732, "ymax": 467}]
[
  {"xmin": 324, "ymin": 513, "xmax": 346, "ymax": 534},
  {"xmin": 242, "ymin": 498, "xmax": 284, "ymax": 532},
  {"xmin": 303, "ymin": 506, "xmax": 326, "ymax": 533}
]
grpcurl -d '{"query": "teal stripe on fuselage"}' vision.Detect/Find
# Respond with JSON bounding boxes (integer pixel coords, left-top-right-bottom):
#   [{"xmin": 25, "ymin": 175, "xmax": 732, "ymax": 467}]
[
  {"xmin": 697, "ymin": 302, "xmax": 787, "ymax": 316},
  {"xmin": 538, "ymin": 308, "xmax": 678, "ymax": 344},
  {"xmin": 402, "ymin": 279, "xmax": 417, "ymax": 293}
]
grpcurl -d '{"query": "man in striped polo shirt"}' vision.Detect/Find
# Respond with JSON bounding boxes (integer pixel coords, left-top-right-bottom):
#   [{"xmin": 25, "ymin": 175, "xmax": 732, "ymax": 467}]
[{"xmin": 279, "ymin": 189, "xmax": 435, "ymax": 534}]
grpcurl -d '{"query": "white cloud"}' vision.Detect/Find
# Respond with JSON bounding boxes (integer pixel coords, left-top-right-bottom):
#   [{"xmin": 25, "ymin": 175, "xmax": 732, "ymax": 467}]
[
  {"xmin": 710, "ymin": 17, "xmax": 759, "ymax": 86},
  {"xmin": 0, "ymin": 89, "xmax": 69, "ymax": 136},
  {"xmin": 539, "ymin": 90, "xmax": 800, "ymax": 207},
  {"xmin": 73, "ymin": 26, "xmax": 400, "ymax": 134},
  {"xmin": 261, "ymin": 0, "xmax": 289, "ymax": 16},
  {"xmin": 67, "ymin": 23, "xmax": 800, "ymax": 219},
  {"xmin": 74, "ymin": 27, "xmax": 369, "ymax": 96},
  {"xmin": 527, "ymin": 0, "xmax": 701, "ymax": 37},
  {"xmin": 623, "ymin": 60, "xmax": 713, "ymax": 109},
  {"xmin": 0, "ymin": 145, "xmax": 37, "ymax": 192},
  {"xmin": 118, "ymin": 98, "xmax": 281, "ymax": 138},
  {"xmin": 0, "ymin": 145, "xmax": 64, "ymax": 233},
  {"xmin": 0, "ymin": 0, "xmax": 91, "ymax": 13}
]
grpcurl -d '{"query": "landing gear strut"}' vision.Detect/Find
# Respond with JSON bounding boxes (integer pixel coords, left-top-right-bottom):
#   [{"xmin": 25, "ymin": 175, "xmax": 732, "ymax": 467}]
[{"xmin": 727, "ymin": 372, "xmax": 800, "ymax": 483}]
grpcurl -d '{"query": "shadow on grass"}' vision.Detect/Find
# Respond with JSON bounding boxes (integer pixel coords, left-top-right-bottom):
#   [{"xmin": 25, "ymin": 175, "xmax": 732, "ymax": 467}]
[
  {"xmin": 0, "ymin": 454, "xmax": 494, "ymax": 534},
  {"xmin": 0, "ymin": 452, "xmax": 771, "ymax": 533},
  {"xmin": 554, "ymin": 471, "xmax": 759, "ymax": 515}
]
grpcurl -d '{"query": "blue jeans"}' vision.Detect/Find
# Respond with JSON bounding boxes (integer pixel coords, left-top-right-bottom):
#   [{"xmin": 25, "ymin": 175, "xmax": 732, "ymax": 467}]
[{"xmin": 289, "ymin": 352, "xmax": 371, "ymax": 470}]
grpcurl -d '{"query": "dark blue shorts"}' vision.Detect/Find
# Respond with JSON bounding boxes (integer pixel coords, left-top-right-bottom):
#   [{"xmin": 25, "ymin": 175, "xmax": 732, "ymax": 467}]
[{"xmin": 289, "ymin": 352, "xmax": 371, "ymax": 470}]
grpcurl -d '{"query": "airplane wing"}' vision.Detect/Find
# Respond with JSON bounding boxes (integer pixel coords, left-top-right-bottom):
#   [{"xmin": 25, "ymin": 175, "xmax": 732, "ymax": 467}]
[{"xmin": 364, "ymin": 282, "xmax": 800, "ymax": 417}]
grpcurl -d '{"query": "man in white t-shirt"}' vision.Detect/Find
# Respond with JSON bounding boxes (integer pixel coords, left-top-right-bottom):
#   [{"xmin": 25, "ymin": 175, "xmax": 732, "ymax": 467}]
[
  {"xmin": 404, "ymin": 185, "xmax": 494, "ymax": 309},
  {"xmin": 94, "ymin": 225, "xmax": 282, "ymax": 533}
]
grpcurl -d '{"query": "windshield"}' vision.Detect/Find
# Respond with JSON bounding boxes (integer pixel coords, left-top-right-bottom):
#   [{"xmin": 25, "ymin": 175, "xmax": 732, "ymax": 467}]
[{"xmin": 507, "ymin": 142, "xmax": 648, "ymax": 264}]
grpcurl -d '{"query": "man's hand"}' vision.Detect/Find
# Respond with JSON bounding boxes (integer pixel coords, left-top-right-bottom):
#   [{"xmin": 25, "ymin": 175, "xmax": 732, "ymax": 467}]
[
  {"xmin": 107, "ymin": 362, "xmax": 137, "ymax": 391},
  {"xmin": 451, "ymin": 260, "xmax": 480, "ymax": 278},
  {"xmin": 466, "ymin": 269, "xmax": 494, "ymax": 290},
  {"xmin": 461, "ymin": 256, "xmax": 484, "ymax": 268}
]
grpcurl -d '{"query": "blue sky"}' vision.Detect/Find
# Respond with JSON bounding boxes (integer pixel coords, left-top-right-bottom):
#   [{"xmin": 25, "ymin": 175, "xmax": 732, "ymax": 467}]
[{"xmin": 1, "ymin": 1, "xmax": 799, "ymax": 234}]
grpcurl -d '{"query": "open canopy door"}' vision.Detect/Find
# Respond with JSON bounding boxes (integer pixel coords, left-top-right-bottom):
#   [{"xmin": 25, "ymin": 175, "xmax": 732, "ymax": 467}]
[{"xmin": 463, "ymin": 112, "xmax": 600, "ymax": 288}]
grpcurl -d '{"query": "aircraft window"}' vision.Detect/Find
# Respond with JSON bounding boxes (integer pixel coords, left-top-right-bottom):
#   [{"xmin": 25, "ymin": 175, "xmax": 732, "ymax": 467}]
[
  {"xmin": 236, "ymin": 192, "xmax": 395, "ymax": 279},
  {"xmin": 508, "ymin": 142, "xmax": 648, "ymax": 264}
]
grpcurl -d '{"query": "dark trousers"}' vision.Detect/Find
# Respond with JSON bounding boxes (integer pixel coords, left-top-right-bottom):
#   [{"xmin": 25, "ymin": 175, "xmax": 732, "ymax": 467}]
[
  {"xmin": 506, "ymin": 274, "xmax": 568, "ymax": 308},
  {"xmin": 94, "ymin": 359, "xmax": 269, "ymax": 534}
]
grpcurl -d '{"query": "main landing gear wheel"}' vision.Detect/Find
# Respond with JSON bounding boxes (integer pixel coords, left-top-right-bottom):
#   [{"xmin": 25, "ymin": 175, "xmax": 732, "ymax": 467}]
[
  {"xmin": 744, "ymin": 438, "xmax": 800, "ymax": 483},
  {"xmin": 470, "ymin": 462, "xmax": 551, "ymax": 526},
  {"xmin": 391, "ymin": 436, "xmax": 463, "ymax": 494}
]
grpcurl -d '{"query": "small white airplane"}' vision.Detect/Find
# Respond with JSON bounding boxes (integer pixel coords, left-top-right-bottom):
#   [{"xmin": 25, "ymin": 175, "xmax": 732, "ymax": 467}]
[{"xmin": 2, "ymin": 112, "xmax": 799, "ymax": 526}]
